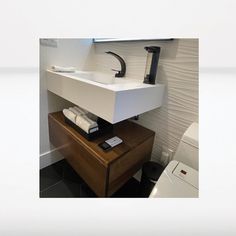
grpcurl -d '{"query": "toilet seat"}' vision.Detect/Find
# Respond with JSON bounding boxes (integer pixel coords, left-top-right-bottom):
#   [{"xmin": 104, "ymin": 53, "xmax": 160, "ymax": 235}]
[{"xmin": 149, "ymin": 160, "xmax": 198, "ymax": 198}]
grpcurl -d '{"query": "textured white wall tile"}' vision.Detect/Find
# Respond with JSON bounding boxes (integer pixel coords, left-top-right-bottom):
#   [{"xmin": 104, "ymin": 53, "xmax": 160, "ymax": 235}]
[{"xmin": 93, "ymin": 39, "xmax": 198, "ymax": 164}]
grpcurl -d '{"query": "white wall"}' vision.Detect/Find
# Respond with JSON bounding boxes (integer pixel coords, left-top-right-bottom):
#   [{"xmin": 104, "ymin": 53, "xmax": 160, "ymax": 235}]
[
  {"xmin": 92, "ymin": 39, "xmax": 198, "ymax": 165},
  {"xmin": 40, "ymin": 39, "xmax": 94, "ymax": 168}
]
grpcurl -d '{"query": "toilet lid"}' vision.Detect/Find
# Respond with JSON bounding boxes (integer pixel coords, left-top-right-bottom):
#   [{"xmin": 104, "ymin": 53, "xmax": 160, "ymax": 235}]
[{"xmin": 149, "ymin": 160, "xmax": 198, "ymax": 198}]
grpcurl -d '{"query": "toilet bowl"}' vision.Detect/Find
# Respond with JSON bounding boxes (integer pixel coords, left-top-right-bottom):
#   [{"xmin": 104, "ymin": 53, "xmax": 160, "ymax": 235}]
[{"xmin": 149, "ymin": 122, "xmax": 199, "ymax": 198}]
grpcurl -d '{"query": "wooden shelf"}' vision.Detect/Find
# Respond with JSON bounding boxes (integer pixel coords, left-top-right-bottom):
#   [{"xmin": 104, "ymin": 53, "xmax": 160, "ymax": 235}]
[{"xmin": 48, "ymin": 112, "xmax": 155, "ymax": 197}]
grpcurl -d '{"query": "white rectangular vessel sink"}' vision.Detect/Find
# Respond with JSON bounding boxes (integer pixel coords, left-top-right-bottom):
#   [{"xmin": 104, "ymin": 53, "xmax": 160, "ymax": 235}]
[{"xmin": 46, "ymin": 70, "xmax": 165, "ymax": 123}]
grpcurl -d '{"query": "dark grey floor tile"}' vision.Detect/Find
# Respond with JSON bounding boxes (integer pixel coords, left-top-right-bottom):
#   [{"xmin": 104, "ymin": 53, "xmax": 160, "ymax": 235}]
[
  {"xmin": 40, "ymin": 160, "xmax": 64, "ymax": 191},
  {"xmin": 79, "ymin": 183, "xmax": 97, "ymax": 198},
  {"xmin": 40, "ymin": 180, "xmax": 81, "ymax": 198},
  {"xmin": 63, "ymin": 161, "xmax": 84, "ymax": 183},
  {"xmin": 40, "ymin": 160, "xmax": 143, "ymax": 198},
  {"xmin": 112, "ymin": 178, "xmax": 142, "ymax": 198}
]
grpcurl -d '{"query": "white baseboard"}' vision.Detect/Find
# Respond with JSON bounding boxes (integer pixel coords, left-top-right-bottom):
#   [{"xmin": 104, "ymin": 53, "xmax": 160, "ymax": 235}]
[{"xmin": 40, "ymin": 148, "xmax": 64, "ymax": 169}]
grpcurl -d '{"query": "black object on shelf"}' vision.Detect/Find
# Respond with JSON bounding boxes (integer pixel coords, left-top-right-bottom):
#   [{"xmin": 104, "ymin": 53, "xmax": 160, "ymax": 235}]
[
  {"xmin": 64, "ymin": 115, "xmax": 113, "ymax": 141},
  {"xmin": 140, "ymin": 161, "xmax": 164, "ymax": 197},
  {"xmin": 143, "ymin": 46, "xmax": 161, "ymax": 85}
]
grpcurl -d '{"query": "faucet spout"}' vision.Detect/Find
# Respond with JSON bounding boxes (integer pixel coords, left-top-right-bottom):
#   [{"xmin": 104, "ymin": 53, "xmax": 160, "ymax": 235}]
[{"xmin": 105, "ymin": 51, "xmax": 126, "ymax": 77}]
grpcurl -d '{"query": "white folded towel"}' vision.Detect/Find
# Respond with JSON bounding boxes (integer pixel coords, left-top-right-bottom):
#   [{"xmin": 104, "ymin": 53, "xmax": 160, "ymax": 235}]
[
  {"xmin": 75, "ymin": 114, "xmax": 98, "ymax": 134},
  {"xmin": 73, "ymin": 106, "xmax": 97, "ymax": 121},
  {"xmin": 51, "ymin": 65, "xmax": 76, "ymax": 73},
  {"xmin": 69, "ymin": 107, "xmax": 84, "ymax": 116},
  {"xmin": 62, "ymin": 109, "xmax": 76, "ymax": 123},
  {"xmin": 73, "ymin": 106, "xmax": 88, "ymax": 115},
  {"xmin": 63, "ymin": 107, "xmax": 98, "ymax": 134}
]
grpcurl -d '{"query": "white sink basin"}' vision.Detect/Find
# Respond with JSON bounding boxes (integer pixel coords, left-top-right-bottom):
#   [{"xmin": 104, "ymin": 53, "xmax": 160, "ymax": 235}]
[
  {"xmin": 46, "ymin": 70, "xmax": 165, "ymax": 123},
  {"xmin": 67, "ymin": 71, "xmax": 115, "ymax": 85},
  {"xmin": 62, "ymin": 71, "xmax": 146, "ymax": 88}
]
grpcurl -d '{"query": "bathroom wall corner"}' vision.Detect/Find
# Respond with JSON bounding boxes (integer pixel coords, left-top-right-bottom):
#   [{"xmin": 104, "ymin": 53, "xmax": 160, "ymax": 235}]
[{"xmin": 40, "ymin": 148, "xmax": 64, "ymax": 169}]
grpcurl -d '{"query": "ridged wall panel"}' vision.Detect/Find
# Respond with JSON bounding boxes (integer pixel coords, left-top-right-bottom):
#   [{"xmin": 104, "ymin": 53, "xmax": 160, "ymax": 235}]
[{"xmin": 92, "ymin": 39, "xmax": 198, "ymax": 164}]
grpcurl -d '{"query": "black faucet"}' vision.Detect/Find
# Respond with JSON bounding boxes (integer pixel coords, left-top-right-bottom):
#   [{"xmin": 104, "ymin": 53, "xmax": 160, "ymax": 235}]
[{"xmin": 105, "ymin": 51, "xmax": 126, "ymax": 77}]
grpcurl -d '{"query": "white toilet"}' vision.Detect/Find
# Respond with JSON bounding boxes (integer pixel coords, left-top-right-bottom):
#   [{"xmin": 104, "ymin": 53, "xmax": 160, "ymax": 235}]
[{"xmin": 149, "ymin": 122, "xmax": 199, "ymax": 198}]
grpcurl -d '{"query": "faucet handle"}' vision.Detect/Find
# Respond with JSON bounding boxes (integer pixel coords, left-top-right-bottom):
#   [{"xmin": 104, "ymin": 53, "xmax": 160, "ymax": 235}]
[
  {"xmin": 111, "ymin": 69, "xmax": 122, "ymax": 77},
  {"xmin": 106, "ymin": 51, "xmax": 126, "ymax": 77}
]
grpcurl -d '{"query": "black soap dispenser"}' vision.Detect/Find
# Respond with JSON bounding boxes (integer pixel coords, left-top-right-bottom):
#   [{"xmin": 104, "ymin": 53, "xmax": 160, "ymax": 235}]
[{"xmin": 143, "ymin": 46, "xmax": 161, "ymax": 84}]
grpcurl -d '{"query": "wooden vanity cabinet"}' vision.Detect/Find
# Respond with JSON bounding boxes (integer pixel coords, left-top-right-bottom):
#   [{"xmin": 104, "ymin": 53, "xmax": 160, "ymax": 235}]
[{"xmin": 48, "ymin": 112, "xmax": 155, "ymax": 197}]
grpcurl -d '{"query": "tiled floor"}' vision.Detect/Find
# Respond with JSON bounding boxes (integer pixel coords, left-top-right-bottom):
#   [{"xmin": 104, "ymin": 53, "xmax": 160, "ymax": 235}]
[{"xmin": 40, "ymin": 160, "xmax": 142, "ymax": 198}]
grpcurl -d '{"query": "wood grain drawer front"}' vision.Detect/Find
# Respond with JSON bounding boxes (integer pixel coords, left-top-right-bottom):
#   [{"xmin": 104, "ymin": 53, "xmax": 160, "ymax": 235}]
[
  {"xmin": 66, "ymin": 141, "xmax": 107, "ymax": 197},
  {"xmin": 48, "ymin": 112, "xmax": 155, "ymax": 197},
  {"xmin": 48, "ymin": 115, "xmax": 107, "ymax": 197},
  {"xmin": 108, "ymin": 137, "xmax": 154, "ymax": 196}
]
